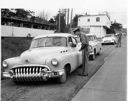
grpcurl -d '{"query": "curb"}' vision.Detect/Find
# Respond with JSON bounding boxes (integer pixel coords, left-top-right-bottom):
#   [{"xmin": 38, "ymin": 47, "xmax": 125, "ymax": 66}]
[{"xmin": 68, "ymin": 60, "xmax": 105, "ymax": 101}]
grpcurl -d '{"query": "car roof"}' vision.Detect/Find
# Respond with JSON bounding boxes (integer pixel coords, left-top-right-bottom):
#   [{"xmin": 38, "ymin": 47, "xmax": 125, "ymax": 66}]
[
  {"xmin": 105, "ymin": 34, "xmax": 115, "ymax": 36},
  {"xmin": 34, "ymin": 33, "xmax": 75, "ymax": 39},
  {"xmin": 86, "ymin": 34, "xmax": 96, "ymax": 36}
]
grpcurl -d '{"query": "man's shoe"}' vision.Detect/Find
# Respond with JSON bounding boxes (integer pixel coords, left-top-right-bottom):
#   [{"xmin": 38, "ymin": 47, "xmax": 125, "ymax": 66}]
[{"xmin": 82, "ymin": 74, "xmax": 88, "ymax": 76}]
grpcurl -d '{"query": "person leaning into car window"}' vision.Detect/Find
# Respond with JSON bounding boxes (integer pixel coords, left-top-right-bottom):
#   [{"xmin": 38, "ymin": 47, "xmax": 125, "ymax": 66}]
[{"xmin": 73, "ymin": 27, "xmax": 89, "ymax": 76}]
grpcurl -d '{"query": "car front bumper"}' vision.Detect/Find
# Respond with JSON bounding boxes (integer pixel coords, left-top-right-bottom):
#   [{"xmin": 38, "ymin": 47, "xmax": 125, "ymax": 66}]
[{"xmin": 3, "ymin": 69, "xmax": 65, "ymax": 81}]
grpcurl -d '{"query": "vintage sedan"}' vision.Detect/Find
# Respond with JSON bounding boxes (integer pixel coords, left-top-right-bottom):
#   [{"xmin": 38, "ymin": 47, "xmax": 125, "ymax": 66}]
[
  {"xmin": 86, "ymin": 34, "xmax": 102, "ymax": 60},
  {"xmin": 2, "ymin": 33, "xmax": 82, "ymax": 83},
  {"xmin": 102, "ymin": 34, "xmax": 117, "ymax": 45}
]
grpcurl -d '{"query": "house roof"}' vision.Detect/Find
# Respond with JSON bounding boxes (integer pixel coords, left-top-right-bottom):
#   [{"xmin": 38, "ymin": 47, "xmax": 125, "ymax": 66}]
[{"xmin": 79, "ymin": 14, "xmax": 110, "ymax": 20}]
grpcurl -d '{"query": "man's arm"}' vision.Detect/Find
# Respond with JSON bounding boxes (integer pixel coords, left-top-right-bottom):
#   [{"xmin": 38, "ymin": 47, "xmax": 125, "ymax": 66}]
[{"xmin": 79, "ymin": 34, "xmax": 89, "ymax": 51}]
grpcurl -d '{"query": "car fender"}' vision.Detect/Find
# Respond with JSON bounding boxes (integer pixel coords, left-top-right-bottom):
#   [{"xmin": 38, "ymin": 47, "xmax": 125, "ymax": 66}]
[
  {"xmin": 45, "ymin": 52, "xmax": 79, "ymax": 72},
  {"xmin": 2, "ymin": 57, "xmax": 21, "ymax": 72}
]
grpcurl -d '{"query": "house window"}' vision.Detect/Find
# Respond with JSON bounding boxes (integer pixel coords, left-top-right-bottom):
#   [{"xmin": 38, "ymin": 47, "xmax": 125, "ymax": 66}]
[
  {"xmin": 87, "ymin": 19, "xmax": 90, "ymax": 22},
  {"xmin": 96, "ymin": 17, "xmax": 100, "ymax": 22}
]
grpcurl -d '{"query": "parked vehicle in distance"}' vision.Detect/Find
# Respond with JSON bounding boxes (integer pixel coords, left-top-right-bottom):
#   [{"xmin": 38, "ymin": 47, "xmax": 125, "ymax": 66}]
[
  {"xmin": 2, "ymin": 33, "xmax": 82, "ymax": 83},
  {"xmin": 75, "ymin": 34, "xmax": 102, "ymax": 60},
  {"xmin": 86, "ymin": 34, "xmax": 102, "ymax": 60},
  {"xmin": 102, "ymin": 34, "xmax": 117, "ymax": 45}
]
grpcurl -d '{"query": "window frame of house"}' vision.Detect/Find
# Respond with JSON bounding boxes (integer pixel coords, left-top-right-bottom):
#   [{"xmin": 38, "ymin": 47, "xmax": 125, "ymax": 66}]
[
  {"xmin": 96, "ymin": 17, "xmax": 100, "ymax": 22},
  {"xmin": 87, "ymin": 18, "xmax": 90, "ymax": 22}
]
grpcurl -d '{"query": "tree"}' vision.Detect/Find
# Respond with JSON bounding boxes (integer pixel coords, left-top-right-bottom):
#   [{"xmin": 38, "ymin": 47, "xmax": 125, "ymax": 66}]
[
  {"xmin": 55, "ymin": 13, "xmax": 66, "ymax": 33},
  {"xmin": 48, "ymin": 18, "xmax": 55, "ymax": 24},
  {"xmin": 111, "ymin": 22, "xmax": 122, "ymax": 30},
  {"xmin": 1, "ymin": 9, "xmax": 15, "ymax": 17},
  {"xmin": 1, "ymin": 8, "xmax": 34, "ymax": 19},
  {"xmin": 15, "ymin": 9, "xmax": 33, "ymax": 18},
  {"xmin": 72, "ymin": 14, "xmax": 79, "ymax": 28},
  {"xmin": 30, "ymin": 16, "xmax": 36, "ymax": 22},
  {"xmin": 109, "ymin": 22, "xmax": 122, "ymax": 34}
]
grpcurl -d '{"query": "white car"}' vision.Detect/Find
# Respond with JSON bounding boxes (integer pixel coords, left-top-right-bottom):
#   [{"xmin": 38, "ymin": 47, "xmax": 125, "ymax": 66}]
[
  {"xmin": 75, "ymin": 34, "xmax": 102, "ymax": 60},
  {"xmin": 102, "ymin": 34, "xmax": 117, "ymax": 45},
  {"xmin": 2, "ymin": 33, "xmax": 82, "ymax": 83},
  {"xmin": 86, "ymin": 34, "xmax": 102, "ymax": 60}
]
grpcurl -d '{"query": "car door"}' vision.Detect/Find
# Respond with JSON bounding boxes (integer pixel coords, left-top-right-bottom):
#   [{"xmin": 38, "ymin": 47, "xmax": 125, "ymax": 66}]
[
  {"xmin": 74, "ymin": 36, "xmax": 82, "ymax": 66},
  {"xmin": 68, "ymin": 36, "xmax": 81, "ymax": 71}
]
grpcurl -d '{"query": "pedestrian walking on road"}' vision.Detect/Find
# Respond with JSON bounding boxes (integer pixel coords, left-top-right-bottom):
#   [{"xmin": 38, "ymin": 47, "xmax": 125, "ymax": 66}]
[
  {"xmin": 116, "ymin": 31, "xmax": 122, "ymax": 47},
  {"xmin": 73, "ymin": 27, "xmax": 89, "ymax": 76}
]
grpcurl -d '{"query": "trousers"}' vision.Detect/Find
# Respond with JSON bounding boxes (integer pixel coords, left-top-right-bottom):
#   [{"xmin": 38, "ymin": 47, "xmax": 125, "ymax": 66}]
[
  {"xmin": 116, "ymin": 39, "xmax": 121, "ymax": 47},
  {"xmin": 82, "ymin": 48, "xmax": 88, "ymax": 75}
]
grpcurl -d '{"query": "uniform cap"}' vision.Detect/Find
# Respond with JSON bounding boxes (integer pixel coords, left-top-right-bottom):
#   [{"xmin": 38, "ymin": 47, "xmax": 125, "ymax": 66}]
[{"xmin": 73, "ymin": 27, "xmax": 80, "ymax": 33}]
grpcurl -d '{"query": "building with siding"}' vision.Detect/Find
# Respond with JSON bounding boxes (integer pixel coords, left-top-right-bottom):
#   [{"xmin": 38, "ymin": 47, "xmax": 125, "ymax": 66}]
[{"xmin": 78, "ymin": 13, "xmax": 111, "ymax": 38}]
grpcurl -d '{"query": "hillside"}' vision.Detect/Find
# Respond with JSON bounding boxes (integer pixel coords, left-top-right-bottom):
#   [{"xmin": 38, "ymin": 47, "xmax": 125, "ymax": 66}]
[{"xmin": 2, "ymin": 37, "xmax": 32, "ymax": 61}]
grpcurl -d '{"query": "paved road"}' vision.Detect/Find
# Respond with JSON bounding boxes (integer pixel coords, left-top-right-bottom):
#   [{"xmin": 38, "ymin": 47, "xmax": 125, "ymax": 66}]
[
  {"xmin": 1, "ymin": 44, "xmax": 116, "ymax": 101},
  {"xmin": 71, "ymin": 38, "xmax": 126, "ymax": 101}
]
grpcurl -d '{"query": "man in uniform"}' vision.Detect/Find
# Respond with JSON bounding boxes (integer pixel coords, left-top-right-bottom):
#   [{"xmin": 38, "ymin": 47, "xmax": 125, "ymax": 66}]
[
  {"xmin": 73, "ymin": 27, "xmax": 89, "ymax": 76},
  {"xmin": 116, "ymin": 31, "xmax": 122, "ymax": 47}
]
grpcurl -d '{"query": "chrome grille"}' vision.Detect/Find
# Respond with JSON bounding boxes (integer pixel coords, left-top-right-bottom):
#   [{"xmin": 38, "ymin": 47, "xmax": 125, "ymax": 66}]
[
  {"xmin": 13, "ymin": 66, "xmax": 47, "ymax": 75},
  {"xmin": 12, "ymin": 66, "xmax": 50, "ymax": 81}
]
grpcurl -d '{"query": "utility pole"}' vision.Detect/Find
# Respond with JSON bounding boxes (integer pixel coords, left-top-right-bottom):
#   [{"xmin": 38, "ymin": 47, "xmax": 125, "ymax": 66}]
[
  {"xmin": 11, "ymin": 18, "xmax": 14, "ymax": 37},
  {"xmin": 67, "ymin": 8, "xmax": 69, "ymax": 25},
  {"xmin": 58, "ymin": 9, "xmax": 61, "ymax": 32},
  {"xmin": 70, "ymin": 8, "xmax": 73, "ymax": 32},
  {"xmin": 62, "ymin": 8, "xmax": 67, "ymax": 25}
]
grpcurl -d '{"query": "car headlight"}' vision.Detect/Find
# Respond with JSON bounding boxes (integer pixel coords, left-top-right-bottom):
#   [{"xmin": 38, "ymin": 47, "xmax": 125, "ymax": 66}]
[
  {"xmin": 51, "ymin": 58, "xmax": 59, "ymax": 66},
  {"xmin": 9, "ymin": 70, "xmax": 13, "ymax": 76},
  {"xmin": 2, "ymin": 61, "xmax": 8, "ymax": 68}
]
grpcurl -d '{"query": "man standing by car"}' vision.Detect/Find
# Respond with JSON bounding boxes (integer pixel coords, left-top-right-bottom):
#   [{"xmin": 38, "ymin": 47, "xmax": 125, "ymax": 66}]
[
  {"xmin": 116, "ymin": 31, "xmax": 122, "ymax": 47},
  {"xmin": 73, "ymin": 27, "xmax": 89, "ymax": 76}
]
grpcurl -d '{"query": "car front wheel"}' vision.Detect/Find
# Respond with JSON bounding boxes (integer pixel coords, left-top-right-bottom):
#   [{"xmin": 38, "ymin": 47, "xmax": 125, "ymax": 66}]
[
  {"xmin": 89, "ymin": 49, "xmax": 96, "ymax": 60},
  {"xmin": 57, "ymin": 68, "xmax": 67, "ymax": 83},
  {"xmin": 89, "ymin": 53, "xmax": 95, "ymax": 60},
  {"xmin": 97, "ymin": 48, "xmax": 102, "ymax": 55}
]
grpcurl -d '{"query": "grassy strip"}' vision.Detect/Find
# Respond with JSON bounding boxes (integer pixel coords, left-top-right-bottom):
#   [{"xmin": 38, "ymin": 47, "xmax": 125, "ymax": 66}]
[{"xmin": 1, "ymin": 37, "xmax": 32, "ymax": 61}]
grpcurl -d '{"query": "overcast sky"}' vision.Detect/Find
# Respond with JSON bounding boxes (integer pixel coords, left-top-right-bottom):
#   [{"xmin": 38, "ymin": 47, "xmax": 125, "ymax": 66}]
[{"xmin": 0, "ymin": 0, "xmax": 127, "ymax": 27}]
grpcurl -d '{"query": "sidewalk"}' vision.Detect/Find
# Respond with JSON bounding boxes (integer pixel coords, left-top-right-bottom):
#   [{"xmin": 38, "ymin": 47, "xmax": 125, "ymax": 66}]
[{"xmin": 71, "ymin": 38, "xmax": 127, "ymax": 101}]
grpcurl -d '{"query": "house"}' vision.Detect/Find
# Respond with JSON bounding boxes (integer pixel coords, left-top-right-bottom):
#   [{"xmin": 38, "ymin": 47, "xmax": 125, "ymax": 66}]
[{"xmin": 78, "ymin": 13, "xmax": 111, "ymax": 38}]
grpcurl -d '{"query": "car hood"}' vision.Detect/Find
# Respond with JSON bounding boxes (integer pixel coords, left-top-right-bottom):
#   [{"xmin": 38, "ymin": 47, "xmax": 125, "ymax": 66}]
[
  {"xmin": 20, "ymin": 47, "xmax": 67, "ymax": 64},
  {"xmin": 89, "ymin": 41, "xmax": 96, "ymax": 46},
  {"xmin": 103, "ymin": 37, "xmax": 113, "ymax": 41}
]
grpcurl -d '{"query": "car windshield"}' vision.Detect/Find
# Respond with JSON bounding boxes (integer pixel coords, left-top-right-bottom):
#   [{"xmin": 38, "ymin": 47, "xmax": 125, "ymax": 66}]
[
  {"xmin": 30, "ymin": 37, "xmax": 67, "ymax": 48},
  {"xmin": 105, "ymin": 34, "xmax": 114, "ymax": 37},
  {"xmin": 87, "ymin": 36, "xmax": 94, "ymax": 41}
]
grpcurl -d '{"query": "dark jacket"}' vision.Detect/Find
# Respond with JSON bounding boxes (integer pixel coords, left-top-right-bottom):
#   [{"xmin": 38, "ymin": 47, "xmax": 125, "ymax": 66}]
[
  {"xmin": 79, "ymin": 33, "xmax": 89, "ymax": 51},
  {"xmin": 118, "ymin": 33, "xmax": 122, "ymax": 41}
]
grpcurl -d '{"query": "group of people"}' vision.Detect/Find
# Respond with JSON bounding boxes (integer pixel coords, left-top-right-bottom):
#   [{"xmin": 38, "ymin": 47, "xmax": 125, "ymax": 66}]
[{"xmin": 73, "ymin": 27, "xmax": 122, "ymax": 77}]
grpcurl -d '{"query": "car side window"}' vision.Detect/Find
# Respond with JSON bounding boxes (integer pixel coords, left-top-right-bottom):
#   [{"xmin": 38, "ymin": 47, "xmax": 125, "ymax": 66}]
[
  {"xmin": 68, "ymin": 37, "xmax": 77, "ymax": 45},
  {"xmin": 68, "ymin": 37, "xmax": 72, "ymax": 43},
  {"xmin": 71, "ymin": 37, "xmax": 77, "ymax": 45}
]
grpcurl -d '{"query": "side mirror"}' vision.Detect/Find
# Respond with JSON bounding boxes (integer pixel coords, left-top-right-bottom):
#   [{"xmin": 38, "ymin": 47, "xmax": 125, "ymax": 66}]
[{"xmin": 69, "ymin": 42, "xmax": 76, "ymax": 47}]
